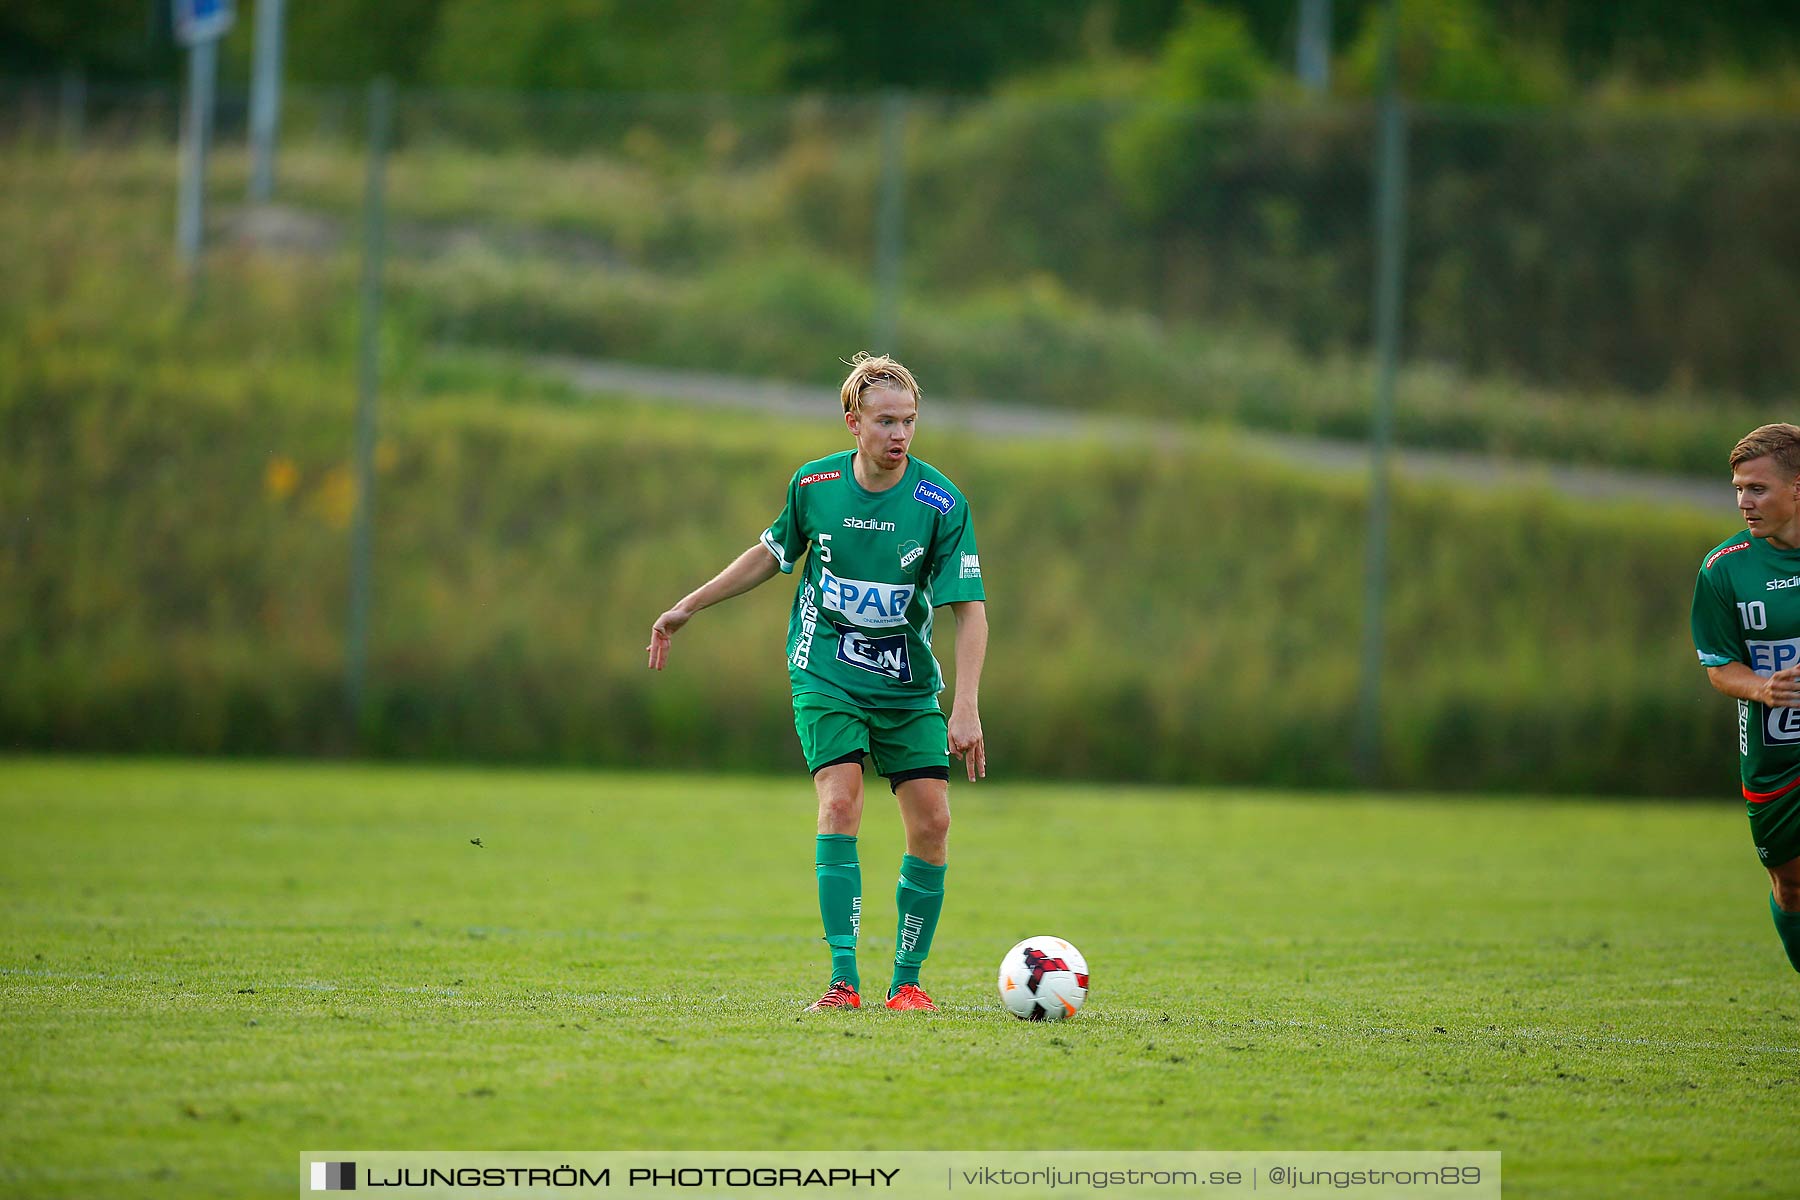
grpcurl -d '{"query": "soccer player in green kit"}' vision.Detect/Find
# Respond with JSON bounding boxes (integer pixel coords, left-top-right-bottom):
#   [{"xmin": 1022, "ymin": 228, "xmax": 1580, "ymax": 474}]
[
  {"xmin": 646, "ymin": 354, "xmax": 988, "ymax": 1012},
  {"xmin": 1692, "ymin": 423, "xmax": 1800, "ymax": 975}
]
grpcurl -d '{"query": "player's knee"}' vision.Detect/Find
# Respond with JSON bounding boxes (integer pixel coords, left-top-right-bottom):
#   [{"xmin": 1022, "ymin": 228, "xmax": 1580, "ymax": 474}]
[
  {"xmin": 818, "ymin": 795, "xmax": 861, "ymax": 833},
  {"xmin": 912, "ymin": 803, "xmax": 950, "ymax": 849},
  {"xmin": 1773, "ymin": 875, "xmax": 1800, "ymax": 913},
  {"xmin": 928, "ymin": 808, "xmax": 952, "ymax": 843}
]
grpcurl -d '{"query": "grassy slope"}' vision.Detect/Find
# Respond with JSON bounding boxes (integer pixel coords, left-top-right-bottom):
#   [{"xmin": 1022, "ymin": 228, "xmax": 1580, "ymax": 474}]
[
  {"xmin": 0, "ymin": 143, "xmax": 1745, "ymax": 793},
  {"xmin": 2, "ymin": 758, "xmax": 1794, "ymax": 1198},
  {"xmin": 0, "ymin": 229, "xmax": 1732, "ymax": 791},
  {"xmin": 3, "ymin": 144, "xmax": 1766, "ymax": 477}
]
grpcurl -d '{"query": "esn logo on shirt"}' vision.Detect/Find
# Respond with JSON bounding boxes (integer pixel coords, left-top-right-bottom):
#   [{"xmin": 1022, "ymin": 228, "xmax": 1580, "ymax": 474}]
[{"xmin": 836, "ymin": 629, "xmax": 912, "ymax": 682}]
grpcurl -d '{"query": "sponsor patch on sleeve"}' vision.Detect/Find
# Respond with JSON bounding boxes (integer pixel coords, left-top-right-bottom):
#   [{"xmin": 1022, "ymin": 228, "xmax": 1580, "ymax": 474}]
[
  {"xmin": 960, "ymin": 553, "xmax": 981, "ymax": 579},
  {"xmin": 913, "ymin": 479, "xmax": 955, "ymax": 513},
  {"xmin": 1704, "ymin": 540, "xmax": 1750, "ymax": 571},
  {"xmin": 799, "ymin": 470, "xmax": 842, "ymax": 487}
]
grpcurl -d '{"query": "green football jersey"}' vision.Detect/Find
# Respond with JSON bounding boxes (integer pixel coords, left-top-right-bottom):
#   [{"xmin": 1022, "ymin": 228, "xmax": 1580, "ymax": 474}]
[
  {"xmin": 1691, "ymin": 530, "xmax": 1800, "ymax": 797},
  {"xmin": 761, "ymin": 450, "xmax": 984, "ymax": 709}
]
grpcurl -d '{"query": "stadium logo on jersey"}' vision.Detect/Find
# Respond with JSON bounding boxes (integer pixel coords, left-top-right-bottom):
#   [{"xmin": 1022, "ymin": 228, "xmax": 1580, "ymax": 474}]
[
  {"xmin": 913, "ymin": 480, "xmax": 955, "ymax": 514},
  {"xmin": 898, "ymin": 540, "xmax": 925, "ymax": 572},
  {"xmin": 960, "ymin": 553, "xmax": 981, "ymax": 579},
  {"xmin": 799, "ymin": 470, "xmax": 842, "ymax": 487},
  {"xmin": 1747, "ymin": 637, "xmax": 1800, "ymax": 677},
  {"xmin": 843, "ymin": 516, "xmax": 897, "ymax": 532},
  {"xmin": 836, "ymin": 629, "xmax": 912, "ymax": 683},
  {"xmin": 818, "ymin": 567, "xmax": 913, "ymax": 629},
  {"xmin": 1768, "ymin": 576, "xmax": 1800, "ymax": 591}
]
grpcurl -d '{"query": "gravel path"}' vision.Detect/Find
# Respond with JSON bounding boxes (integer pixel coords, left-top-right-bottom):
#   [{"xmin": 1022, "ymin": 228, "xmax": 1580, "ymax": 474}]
[{"xmin": 534, "ymin": 353, "xmax": 1726, "ymax": 512}]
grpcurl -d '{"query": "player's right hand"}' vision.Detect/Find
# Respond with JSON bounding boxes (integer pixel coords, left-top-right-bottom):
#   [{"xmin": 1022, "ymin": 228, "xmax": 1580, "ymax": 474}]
[
  {"xmin": 1764, "ymin": 665, "xmax": 1800, "ymax": 707},
  {"xmin": 646, "ymin": 608, "xmax": 691, "ymax": 671}
]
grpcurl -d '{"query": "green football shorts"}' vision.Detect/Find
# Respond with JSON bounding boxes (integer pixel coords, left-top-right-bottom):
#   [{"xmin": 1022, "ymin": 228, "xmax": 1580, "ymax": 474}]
[
  {"xmin": 792, "ymin": 691, "xmax": 949, "ymax": 779},
  {"xmin": 1749, "ymin": 786, "xmax": 1800, "ymax": 869}
]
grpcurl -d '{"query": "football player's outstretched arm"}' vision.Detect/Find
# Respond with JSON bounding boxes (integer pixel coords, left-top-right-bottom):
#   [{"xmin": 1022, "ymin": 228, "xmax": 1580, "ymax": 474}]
[{"xmin": 647, "ymin": 543, "xmax": 781, "ymax": 671}]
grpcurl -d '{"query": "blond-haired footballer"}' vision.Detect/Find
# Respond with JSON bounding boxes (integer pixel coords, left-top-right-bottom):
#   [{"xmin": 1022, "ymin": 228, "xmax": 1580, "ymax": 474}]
[{"xmin": 648, "ymin": 354, "xmax": 987, "ymax": 1012}]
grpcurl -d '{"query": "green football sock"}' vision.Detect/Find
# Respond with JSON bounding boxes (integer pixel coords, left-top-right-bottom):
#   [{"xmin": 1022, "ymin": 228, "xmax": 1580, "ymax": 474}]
[
  {"xmin": 816, "ymin": 834, "xmax": 861, "ymax": 990},
  {"xmin": 1770, "ymin": 892, "xmax": 1800, "ymax": 974},
  {"xmin": 890, "ymin": 854, "xmax": 946, "ymax": 996}
]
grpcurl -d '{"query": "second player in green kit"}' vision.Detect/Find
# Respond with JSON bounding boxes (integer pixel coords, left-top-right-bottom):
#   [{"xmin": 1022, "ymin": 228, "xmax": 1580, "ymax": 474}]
[
  {"xmin": 1691, "ymin": 423, "xmax": 1800, "ymax": 975},
  {"xmin": 648, "ymin": 354, "xmax": 988, "ymax": 1012}
]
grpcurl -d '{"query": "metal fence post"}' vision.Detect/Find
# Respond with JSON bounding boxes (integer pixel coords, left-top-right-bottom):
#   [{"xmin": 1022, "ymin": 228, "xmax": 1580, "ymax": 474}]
[
  {"xmin": 873, "ymin": 91, "xmax": 908, "ymax": 355},
  {"xmin": 345, "ymin": 77, "xmax": 393, "ymax": 740},
  {"xmin": 248, "ymin": 0, "xmax": 285, "ymax": 203},
  {"xmin": 1356, "ymin": 0, "xmax": 1408, "ymax": 785},
  {"xmin": 1297, "ymin": 0, "xmax": 1333, "ymax": 92},
  {"xmin": 58, "ymin": 68, "xmax": 85, "ymax": 150},
  {"xmin": 176, "ymin": 37, "xmax": 218, "ymax": 270}
]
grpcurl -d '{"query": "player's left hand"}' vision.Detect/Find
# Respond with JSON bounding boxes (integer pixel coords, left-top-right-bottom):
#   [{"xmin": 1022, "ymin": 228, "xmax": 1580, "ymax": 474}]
[
  {"xmin": 948, "ymin": 709, "xmax": 985, "ymax": 782},
  {"xmin": 646, "ymin": 607, "xmax": 691, "ymax": 671}
]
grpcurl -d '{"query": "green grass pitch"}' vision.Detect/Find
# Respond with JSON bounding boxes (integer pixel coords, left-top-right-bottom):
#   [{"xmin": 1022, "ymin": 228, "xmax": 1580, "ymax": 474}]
[{"xmin": 2, "ymin": 758, "xmax": 1795, "ymax": 1198}]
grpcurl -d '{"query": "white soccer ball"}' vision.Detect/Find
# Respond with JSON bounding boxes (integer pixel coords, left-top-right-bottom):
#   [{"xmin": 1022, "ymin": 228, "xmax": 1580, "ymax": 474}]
[{"xmin": 997, "ymin": 935, "xmax": 1088, "ymax": 1021}]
